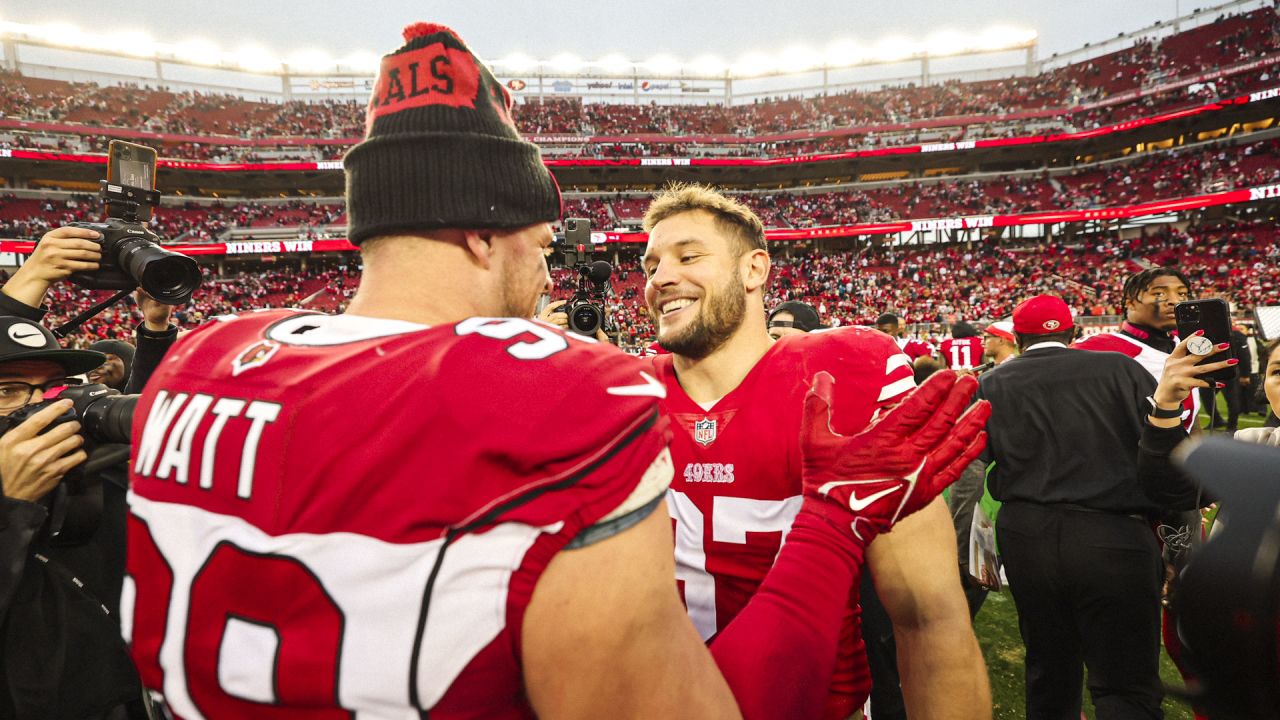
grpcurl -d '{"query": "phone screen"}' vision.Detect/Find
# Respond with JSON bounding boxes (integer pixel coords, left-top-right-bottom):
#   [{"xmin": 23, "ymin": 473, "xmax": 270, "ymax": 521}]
[
  {"xmin": 105, "ymin": 140, "xmax": 158, "ymax": 221},
  {"xmin": 107, "ymin": 141, "xmax": 157, "ymax": 189},
  {"xmin": 115, "ymin": 157, "xmax": 153, "ymax": 189}
]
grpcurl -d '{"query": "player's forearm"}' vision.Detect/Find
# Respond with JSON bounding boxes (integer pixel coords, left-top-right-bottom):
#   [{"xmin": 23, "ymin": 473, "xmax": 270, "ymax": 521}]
[
  {"xmin": 0, "ymin": 272, "xmax": 50, "ymax": 311},
  {"xmin": 709, "ymin": 509, "xmax": 862, "ymax": 720},
  {"xmin": 896, "ymin": 618, "xmax": 991, "ymax": 719}
]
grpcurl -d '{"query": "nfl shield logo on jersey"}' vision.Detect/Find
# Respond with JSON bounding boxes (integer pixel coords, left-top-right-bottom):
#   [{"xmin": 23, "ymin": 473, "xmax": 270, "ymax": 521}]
[{"xmin": 694, "ymin": 417, "xmax": 717, "ymax": 447}]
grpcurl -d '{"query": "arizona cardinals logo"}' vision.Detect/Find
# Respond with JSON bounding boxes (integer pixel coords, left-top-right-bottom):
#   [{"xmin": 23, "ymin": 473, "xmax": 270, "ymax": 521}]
[{"xmin": 232, "ymin": 340, "xmax": 281, "ymax": 377}]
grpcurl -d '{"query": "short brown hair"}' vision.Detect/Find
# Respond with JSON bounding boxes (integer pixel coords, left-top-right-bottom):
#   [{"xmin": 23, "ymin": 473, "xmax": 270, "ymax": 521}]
[{"xmin": 642, "ymin": 183, "xmax": 767, "ymax": 254}]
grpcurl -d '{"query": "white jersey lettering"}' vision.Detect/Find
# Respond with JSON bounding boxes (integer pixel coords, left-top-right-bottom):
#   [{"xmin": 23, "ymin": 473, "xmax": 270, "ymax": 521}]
[
  {"xmin": 136, "ymin": 391, "xmax": 189, "ymax": 477},
  {"xmin": 201, "ymin": 398, "xmax": 248, "ymax": 490},
  {"xmin": 239, "ymin": 401, "xmax": 282, "ymax": 500}
]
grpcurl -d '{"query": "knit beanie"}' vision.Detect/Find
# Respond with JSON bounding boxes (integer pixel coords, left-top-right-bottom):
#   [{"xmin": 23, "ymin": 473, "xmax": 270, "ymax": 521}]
[{"xmin": 343, "ymin": 23, "xmax": 562, "ymax": 245}]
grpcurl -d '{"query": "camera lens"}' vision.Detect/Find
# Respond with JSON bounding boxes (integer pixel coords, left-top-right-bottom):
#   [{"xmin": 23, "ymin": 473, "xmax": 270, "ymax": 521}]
[
  {"xmin": 569, "ymin": 303, "xmax": 603, "ymax": 336},
  {"xmin": 112, "ymin": 237, "xmax": 201, "ymax": 304},
  {"xmin": 80, "ymin": 394, "xmax": 138, "ymax": 445},
  {"xmin": 138, "ymin": 255, "xmax": 202, "ymax": 304}
]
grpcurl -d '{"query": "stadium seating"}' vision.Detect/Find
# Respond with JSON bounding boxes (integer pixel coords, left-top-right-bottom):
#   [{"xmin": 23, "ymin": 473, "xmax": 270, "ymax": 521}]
[
  {"xmin": 20, "ymin": 216, "xmax": 1275, "ymax": 352},
  {"xmin": 6, "ymin": 137, "xmax": 1273, "ymax": 240},
  {"xmin": 0, "ymin": 7, "xmax": 1275, "ymax": 162}
]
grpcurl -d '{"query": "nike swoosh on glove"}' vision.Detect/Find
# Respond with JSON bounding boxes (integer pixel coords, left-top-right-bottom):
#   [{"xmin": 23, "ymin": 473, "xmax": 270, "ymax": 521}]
[{"xmin": 799, "ymin": 369, "xmax": 991, "ymax": 543}]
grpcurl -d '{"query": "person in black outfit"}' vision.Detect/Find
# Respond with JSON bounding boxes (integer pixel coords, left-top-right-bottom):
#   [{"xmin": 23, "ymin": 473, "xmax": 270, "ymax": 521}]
[
  {"xmin": 0, "ymin": 227, "xmax": 180, "ymax": 620},
  {"xmin": 978, "ymin": 295, "xmax": 1166, "ymax": 720},
  {"xmin": 0, "ymin": 226, "xmax": 180, "ymax": 719}
]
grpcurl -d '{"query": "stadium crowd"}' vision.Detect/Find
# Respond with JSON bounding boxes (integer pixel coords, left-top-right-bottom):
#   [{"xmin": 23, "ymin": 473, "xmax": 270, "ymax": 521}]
[
  {"xmin": 20, "ymin": 218, "xmax": 1275, "ymax": 353},
  {"xmin": 1, "ymin": 136, "xmax": 1275, "ymax": 243},
  {"xmin": 0, "ymin": 7, "xmax": 1276, "ymax": 163}
]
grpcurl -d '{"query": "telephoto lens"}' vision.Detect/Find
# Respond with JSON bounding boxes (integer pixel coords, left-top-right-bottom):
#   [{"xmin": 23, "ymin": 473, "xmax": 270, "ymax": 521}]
[{"xmin": 111, "ymin": 231, "xmax": 201, "ymax": 304}]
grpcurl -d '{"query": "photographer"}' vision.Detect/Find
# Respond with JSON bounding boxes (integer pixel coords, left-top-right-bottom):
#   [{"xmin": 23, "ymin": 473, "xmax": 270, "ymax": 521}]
[
  {"xmin": 0, "ymin": 318, "xmax": 142, "ymax": 719},
  {"xmin": 0, "ymin": 228, "xmax": 178, "ymax": 612}
]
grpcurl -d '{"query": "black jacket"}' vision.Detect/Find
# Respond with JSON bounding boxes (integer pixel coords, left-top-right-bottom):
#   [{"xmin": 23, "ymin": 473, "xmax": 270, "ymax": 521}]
[{"xmin": 978, "ymin": 344, "xmax": 1160, "ymax": 515}]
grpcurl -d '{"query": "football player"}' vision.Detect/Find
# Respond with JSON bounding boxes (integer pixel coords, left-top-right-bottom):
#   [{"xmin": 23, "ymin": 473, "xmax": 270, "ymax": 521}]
[
  {"xmin": 876, "ymin": 312, "xmax": 935, "ymax": 363},
  {"xmin": 123, "ymin": 25, "xmax": 989, "ymax": 720},
  {"xmin": 642, "ymin": 183, "xmax": 992, "ymax": 719},
  {"xmin": 940, "ymin": 322, "xmax": 984, "ymax": 371}
]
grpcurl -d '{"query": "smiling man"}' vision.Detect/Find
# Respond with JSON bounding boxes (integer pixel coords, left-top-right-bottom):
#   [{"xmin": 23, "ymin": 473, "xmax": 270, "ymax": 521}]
[{"xmin": 641, "ymin": 183, "xmax": 991, "ymax": 720}]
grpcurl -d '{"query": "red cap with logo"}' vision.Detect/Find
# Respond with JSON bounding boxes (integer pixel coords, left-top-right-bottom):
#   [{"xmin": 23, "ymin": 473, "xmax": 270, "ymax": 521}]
[{"xmin": 1012, "ymin": 295, "xmax": 1075, "ymax": 335}]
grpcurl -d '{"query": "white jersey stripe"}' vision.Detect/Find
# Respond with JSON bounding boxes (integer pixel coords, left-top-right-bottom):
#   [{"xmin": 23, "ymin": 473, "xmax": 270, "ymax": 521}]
[{"xmin": 129, "ymin": 493, "xmax": 551, "ymax": 718}]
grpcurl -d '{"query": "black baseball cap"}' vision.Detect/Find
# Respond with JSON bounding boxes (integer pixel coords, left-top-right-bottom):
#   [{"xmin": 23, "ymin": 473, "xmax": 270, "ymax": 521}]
[
  {"xmin": 769, "ymin": 301, "xmax": 824, "ymax": 332},
  {"xmin": 0, "ymin": 317, "xmax": 106, "ymax": 376}
]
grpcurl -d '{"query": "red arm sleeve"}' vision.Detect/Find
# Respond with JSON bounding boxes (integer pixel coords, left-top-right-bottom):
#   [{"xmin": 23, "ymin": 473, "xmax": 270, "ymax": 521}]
[
  {"xmin": 708, "ymin": 327, "xmax": 911, "ymax": 720},
  {"xmin": 709, "ymin": 510, "xmax": 864, "ymax": 720}
]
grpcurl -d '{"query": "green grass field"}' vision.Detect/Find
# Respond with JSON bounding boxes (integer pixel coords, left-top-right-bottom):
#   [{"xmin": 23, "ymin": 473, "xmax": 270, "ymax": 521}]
[
  {"xmin": 974, "ymin": 589, "xmax": 1196, "ymax": 720},
  {"xmin": 973, "ymin": 397, "xmax": 1271, "ymax": 719}
]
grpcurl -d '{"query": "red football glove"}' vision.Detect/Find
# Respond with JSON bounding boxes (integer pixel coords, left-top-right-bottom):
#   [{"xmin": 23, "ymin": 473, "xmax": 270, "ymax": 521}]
[{"xmin": 799, "ymin": 369, "xmax": 991, "ymax": 543}]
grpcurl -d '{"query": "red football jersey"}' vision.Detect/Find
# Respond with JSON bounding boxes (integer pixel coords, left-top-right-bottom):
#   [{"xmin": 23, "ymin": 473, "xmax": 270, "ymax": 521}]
[
  {"xmin": 650, "ymin": 327, "xmax": 915, "ymax": 714},
  {"xmin": 897, "ymin": 336, "xmax": 935, "ymax": 361},
  {"xmin": 125, "ymin": 310, "xmax": 670, "ymax": 719},
  {"xmin": 940, "ymin": 336, "xmax": 984, "ymax": 369},
  {"xmin": 1074, "ymin": 330, "xmax": 1201, "ymax": 431}
]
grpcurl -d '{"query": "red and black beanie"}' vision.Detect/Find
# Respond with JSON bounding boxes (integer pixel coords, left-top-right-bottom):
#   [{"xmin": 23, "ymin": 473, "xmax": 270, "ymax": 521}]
[{"xmin": 343, "ymin": 23, "xmax": 562, "ymax": 245}]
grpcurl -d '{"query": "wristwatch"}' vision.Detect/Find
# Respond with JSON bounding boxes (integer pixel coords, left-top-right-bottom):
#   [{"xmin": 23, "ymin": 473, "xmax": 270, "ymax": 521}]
[{"xmin": 1145, "ymin": 396, "xmax": 1184, "ymax": 419}]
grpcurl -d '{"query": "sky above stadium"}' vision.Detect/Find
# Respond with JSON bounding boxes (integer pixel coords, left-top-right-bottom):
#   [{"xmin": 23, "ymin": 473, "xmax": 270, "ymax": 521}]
[{"xmin": 5, "ymin": 0, "xmax": 1192, "ymax": 66}]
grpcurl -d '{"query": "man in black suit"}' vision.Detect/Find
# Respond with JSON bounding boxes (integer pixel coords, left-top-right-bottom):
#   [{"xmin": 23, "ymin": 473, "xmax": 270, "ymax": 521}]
[{"xmin": 978, "ymin": 295, "xmax": 1165, "ymax": 720}]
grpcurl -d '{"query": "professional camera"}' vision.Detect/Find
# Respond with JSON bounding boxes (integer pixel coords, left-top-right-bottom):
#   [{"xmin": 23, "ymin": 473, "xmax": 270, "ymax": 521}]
[
  {"xmin": 553, "ymin": 217, "xmax": 614, "ymax": 337},
  {"xmin": 0, "ymin": 384, "xmax": 137, "ymax": 446},
  {"xmin": 0, "ymin": 384, "xmax": 138, "ymax": 543},
  {"xmin": 62, "ymin": 140, "xmax": 201, "ymax": 305}
]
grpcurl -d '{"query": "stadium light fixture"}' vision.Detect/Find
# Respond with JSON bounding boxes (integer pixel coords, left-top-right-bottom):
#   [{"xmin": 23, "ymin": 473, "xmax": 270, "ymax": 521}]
[
  {"xmin": 779, "ymin": 45, "xmax": 822, "ymax": 74},
  {"xmin": 0, "ymin": 16, "xmax": 1037, "ymax": 79},
  {"xmin": 870, "ymin": 36, "xmax": 915, "ymax": 64},
  {"xmin": 495, "ymin": 52, "xmax": 536, "ymax": 73},
  {"xmin": 732, "ymin": 51, "xmax": 776, "ymax": 78},
  {"xmin": 174, "ymin": 38, "xmax": 224, "ymax": 66},
  {"xmin": 286, "ymin": 49, "xmax": 335, "ymax": 74},
  {"xmin": 689, "ymin": 54, "xmax": 728, "ymax": 76},
  {"xmin": 825, "ymin": 39, "xmax": 865, "ymax": 67},
  {"xmin": 234, "ymin": 45, "xmax": 280, "ymax": 73},
  {"xmin": 640, "ymin": 54, "xmax": 681, "ymax": 75},
  {"xmin": 341, "ymin": 51, "xmax": 382, "ymax": 73},
  {"xmin": 114, "ymin": 30, "xmax": 158, "ymax": 58},
  {"xmin": 925, "ymin": 30, "xmax": 972, "ymax": 58},
  {"xmin": 547, "ymin": 52, "xmax": 584, "ymax": 73},
  {"xmin": 31, "ymin": 21, "xmax": 82, "ymax": 46},
  {"xmin": 976, "ymin": 26, "xmax": 1038, "ymax": 51},
  {"xmin": 593, "ymin": 53, "xmax": 634, "ymax": 75}
]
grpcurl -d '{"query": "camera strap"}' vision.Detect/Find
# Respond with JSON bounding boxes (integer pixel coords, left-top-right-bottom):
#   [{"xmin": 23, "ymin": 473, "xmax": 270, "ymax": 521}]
[{"xmin": 52, "ymin": 288, "xmax": 134, "ymax": 340}]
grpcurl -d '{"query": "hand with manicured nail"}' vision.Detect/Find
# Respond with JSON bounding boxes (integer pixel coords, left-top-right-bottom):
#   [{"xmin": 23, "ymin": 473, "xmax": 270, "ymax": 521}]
[{"xmin": 1152, "ymin": 330, "xmax": 1238, "ymax": 417}]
